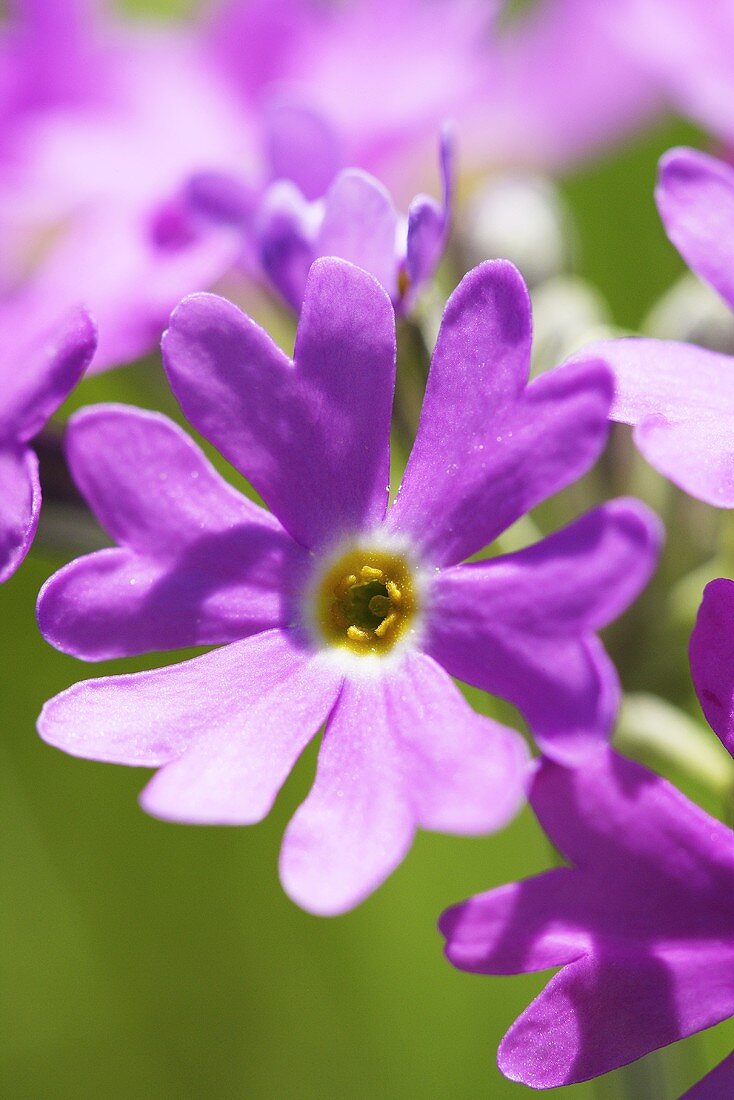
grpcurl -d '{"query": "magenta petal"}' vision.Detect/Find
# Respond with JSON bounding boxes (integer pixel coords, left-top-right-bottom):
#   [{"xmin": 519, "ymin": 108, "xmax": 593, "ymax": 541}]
[
  {"xmin": 257, "ymin": 180, "xmax": 320, "ymax": 312},
  {"xmin": 388, "ymin": 262, "xmax": 612, "ymax": 564},
  {"xmin": 430, "ymin": 626, "xmax": 618, "ymax": 762},
  {"xmin": 0, "ymin": 304, "xmax": 96, "ymax": 441},
  {"xmin": 423, "ymin": 498, "xmax": 661, "ymax": 759},
  {"xmin": 61, "ymin": 403, "xmax": 285, "ymax": 553},
  {"xmin": 0, "ymin": 445, "xmax": 40, "ymax": 583},
  {"xmin": 499, "ymin": 948, "xmax": 734, "ymax": 1088},
  {"xmin": 263, "ymin": 99, "xmax": 343, "ymax": 201},
  {"xmin": 682, "ymin": 1053, "xmax": 734, "ymax": 1100},
  {"xmin": 317, "ymin": 170, "xmax": 400, "ymax": 299},
  {"xmin": 690, "ymin": 578, "xmax": 734, "ymax": 757},
  {"xmin": 440, "ymin": 868, "xmax": 588, "ymax": 976},
  {"xmin": 280, "ymin": 653, "xmax": 528, "ymax": 916},
  {"xmin": 140, "ymin": 642, "xmax": 343, "ymax": 826},
  {"xmin": 431, "ymin": 499, "xmax": 661, "ymax": 637},
  {"xmin": 404, "ymin": 126, "xmax": 454, "ymax": 294},
  {"xmin": 38, "ymin": 629, "xmax": 326, "ymax": 771},
  {"xmin": 22, "ymin": 204, "xmax": 239, "ymax": 374},
  {"xmin": 163, "ymin": 258, "xmax": 396, "ymax": 549},
  {"xmin": 37, "ymin": 405, "xmax": 304, "ymax": 659},
  {"xmin": 280, "ymin": 676, "xmax": 414, "ymax": 916},
  {"xmin": 578, "ymin": 337, "xmax": 734, "ymax": 507},
  {"xmin": 657, "ymin": 147, "xmax": 734, "ymax": 312}
]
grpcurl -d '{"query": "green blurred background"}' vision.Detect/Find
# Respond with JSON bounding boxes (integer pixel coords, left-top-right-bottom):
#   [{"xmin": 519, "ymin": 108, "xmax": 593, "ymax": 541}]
[{"xmin": 2, "ymin": 3, "xmax": 734, "ymax": 1098}]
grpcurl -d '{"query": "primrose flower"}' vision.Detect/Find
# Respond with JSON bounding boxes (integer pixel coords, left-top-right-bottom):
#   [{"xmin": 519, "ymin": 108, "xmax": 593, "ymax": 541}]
[
  {"xmin": 38, "ymin": 259, "xmax": 659, "ymax": 914},
  {"xmin": 572, "ymin": 146, "xmax": 734, "ymax": 507},
  {"xmin": 441, "ymin": 742, "xmax": 734, "ymax": 1091},
  {"xmin": 0, "ymin": 302, "xmax": 96, "ymax": 582},
  {"xmin": 190, "ymin": 130, "xmax": 453, "ymax": 314}
]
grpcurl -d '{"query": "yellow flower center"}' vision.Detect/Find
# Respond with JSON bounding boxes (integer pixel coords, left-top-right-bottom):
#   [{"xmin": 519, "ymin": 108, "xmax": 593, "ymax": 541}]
[{"xmin": 315, "ymin": 546, "xmax": 418, "ymax": 656}]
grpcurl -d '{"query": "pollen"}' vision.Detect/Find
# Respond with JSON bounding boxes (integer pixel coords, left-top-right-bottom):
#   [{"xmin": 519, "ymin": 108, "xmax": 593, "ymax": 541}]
[{"xmin": 315, "ymin": 546, "xmax": 418, "ymax": 655}]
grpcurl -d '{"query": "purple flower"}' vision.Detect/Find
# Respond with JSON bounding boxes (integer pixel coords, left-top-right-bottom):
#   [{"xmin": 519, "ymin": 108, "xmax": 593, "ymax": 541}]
[
  {"xmin": 570, "ymin": 146, "xmax": 734, "ymax": 507},
  {"xmin": 191, "ymin": 130, "xmax": 453, "ymax": 314},
  {"xmin": 441, "ymin": 587, "xmax": 734, "ymax": 1091},
  {"xmin": 37, "ymin": 259, "xmax": 659, "ymax": 914},
  {"xmin": 212, "ymin": 0, "xmax": 661, "ymax": 177},
  {"xmin": 0, "ymin": 1, "xmax": 251, "ymax": 369},
  {"xmin": 0, "ymin": 302, "xmax": 96, "ymax": 582}
]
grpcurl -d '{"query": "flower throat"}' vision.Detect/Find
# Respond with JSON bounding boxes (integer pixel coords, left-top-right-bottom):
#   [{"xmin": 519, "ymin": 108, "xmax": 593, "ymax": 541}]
[{"xmin": 316, "ymin": 547, "xmax": 418, "ymax": 656}]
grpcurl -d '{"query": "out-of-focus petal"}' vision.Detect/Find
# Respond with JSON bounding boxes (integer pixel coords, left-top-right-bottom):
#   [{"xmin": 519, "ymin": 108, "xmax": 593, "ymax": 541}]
[
  {"xmin": 0, "ymin": 304, "xmax": 96, "ymax": 440},
  {"xmin": 0, "ymin": 443, "xmax": 39, "ymax": 583},
  {"xmin": 163, "ymin": 259, "xmax": 396, "ymax": 550},
  {"xmin": 22, "ymin": 202, "xmax": 241, "ymax": 373},
  {"xmin": 657, "ymin": 147, "xmax": 734, "ymax": 311},
  {"xmin": 690, "ymin": 578, "xmax": 734, "ymax": 757},
  {"xmin": 280, "ymin": 651, "xmax": 528, "ymax": 915},
  {"xmin": 257, "ymin": 180, "xmax": 320, "ymax": 311},
  {"xmin": 317, "ymin": 170, "xmax": 400, "ymax": 299},
  {"xmin": 575, "ymin": 337, "xmax": 734, "ymax": 506},
  {"xmin": 263, "ymin": 98, "xmax": 343, "ymax": 200}
]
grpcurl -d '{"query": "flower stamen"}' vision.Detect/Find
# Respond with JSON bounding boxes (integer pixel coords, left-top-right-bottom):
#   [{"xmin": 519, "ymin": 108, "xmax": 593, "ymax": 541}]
[{"xmin": 314, "ymin": 546, "xmax": 418, "ymax": 655}]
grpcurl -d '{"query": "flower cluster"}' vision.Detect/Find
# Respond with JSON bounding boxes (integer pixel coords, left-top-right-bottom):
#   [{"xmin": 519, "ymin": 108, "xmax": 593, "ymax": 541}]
[{"xmin": 3, "ymin": 2, "xmax": 734, "ymax": 1096}]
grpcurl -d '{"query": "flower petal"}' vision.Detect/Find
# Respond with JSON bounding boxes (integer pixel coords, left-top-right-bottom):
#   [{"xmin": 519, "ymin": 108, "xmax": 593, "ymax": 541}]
[
  {"xmin": 280, "ymin": 677, "xmax": 414, "ymax": 916},
  {"xmin": 431, "ymin": 499, "xmax": 661, "ymax": 638},
  {"xmin": 0, "ymin": 445, "xmax": 40, "ymax": 583},
  {"xmin": 38, "ymin": 629, "xmax": 325, "ymax": 771},
  {"xmin": 257, "ymin": 180, "xmax": 321, "ymax": 312},
  {"xmin": 38, "ymin": 536, "xmax": 302, "ymax": 662},
  {"xmin": 0, "ymin": 304, "xmax": 96, "ymax": 441},
  {"xmin": 531, "ymin": 750, "xmax": 734, "ymax": 889},
  {"xmin": 61, "ymin": 403, "xmax": 285, "ymax": 553},
  {"xmin": 440, "ymin": 868, "xmax": 591, "ymax": 976},
  {"xmin": 690, "ymin": 578, "xmax": 734, "ymax": 757},
  {"xmin": 387, "ymin": 262, "xmax": 612, "ymax": 564},
  {"xmin": 317, "ymin": 169, "xmax": 400, "ymax": 299},
  {"xmin": 498, "ymin": 946, "xmax": 734, "ymax": 1088},
  {"xmin": 280, "ymin": 652, "xmax": 528, "ymax": 915},
  {"xmin": 657, "ymin": 147, "xmax": 734, "ymax": 312},
  {"xmin": 140, "ymin": 643, "xmax": 343, "ymax": 826},
  {"xmin": 427, "ymin": 612, "xmax": 621, "ymax": 762},
  {"xmin": 572, "ymin": 337, "xmax": 734, "ymax": 506},
  {"xmin": 404, "ymin": 126, "xmax": 454, "ymax": 294},
  {"xmin": 163, "ymin": 258, "xmax": 396, "ymax": 549},
  {"xmin": 264, "ymin": 99, "xmax": 343, "ymax": 201},
  {"xmin": 20, "ymin": 203, "xmax": 239, "ymax": 373}
]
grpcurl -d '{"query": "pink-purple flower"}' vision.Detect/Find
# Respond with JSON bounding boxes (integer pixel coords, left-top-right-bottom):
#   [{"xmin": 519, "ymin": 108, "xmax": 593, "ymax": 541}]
[
  {"xmin": 191, "ymin": 130, "xmax": 453, "ymax": 314},
  {"xmin": 572, "ymin": 146, "xmax": 734, "ymax": 507},
  {"xmin": 441, "ymin": 580, "xmax": 734, "ymax": 1092},
  {"xmin": 0, "ymin": 301, "xmax": 96, "ymax": 582},
  {"xmin": 37, "ymin": 258, "xmax": 659, "ymax": 913}
]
